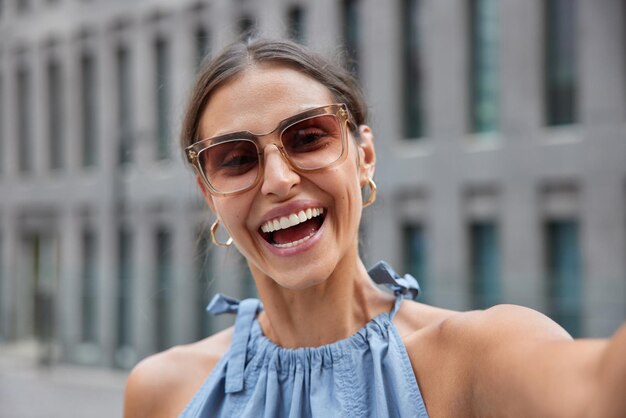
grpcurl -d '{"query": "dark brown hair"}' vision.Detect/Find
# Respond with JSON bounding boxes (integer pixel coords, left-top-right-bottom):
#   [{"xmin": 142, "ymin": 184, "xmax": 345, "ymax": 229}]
[{"xmin": 180, "ymin": 38, "xmax": 368, "ymax": 156}]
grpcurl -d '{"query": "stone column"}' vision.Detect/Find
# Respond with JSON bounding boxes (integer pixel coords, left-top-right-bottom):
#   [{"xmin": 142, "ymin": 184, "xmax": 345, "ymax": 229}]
[
  {"xmin": 579, "ymin": 0, "xmax": 626, "ymax": 125},
  {"xmin": 97, "ymin": 25, "xmax": 120, "ymax": 367},
  {"xmin": 308, "ymin": 0, "xmax": 341, "ymax": 57},
  {"xmin": 132, "ymin": 207, "xmax": 155, "ymax": 359},
  {"xmin": 57, "ymin": 207, "xmax": 81, "ymax": 361},
  {"xmin": 500, "ymin": 0, "xmax": 543, "ymax": 136}
]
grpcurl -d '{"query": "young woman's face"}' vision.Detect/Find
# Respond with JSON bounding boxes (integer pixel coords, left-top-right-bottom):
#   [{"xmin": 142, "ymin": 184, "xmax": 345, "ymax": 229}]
[{"xmin": 197, "ymin": 63, "xmax": 375, "ymax": 289}]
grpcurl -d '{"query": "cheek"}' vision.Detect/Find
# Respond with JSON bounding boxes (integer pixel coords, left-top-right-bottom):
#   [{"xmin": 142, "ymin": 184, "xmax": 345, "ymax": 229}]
[{"xmin": 214, "ymin": 198, "xmax": 251, "ymax": 234}]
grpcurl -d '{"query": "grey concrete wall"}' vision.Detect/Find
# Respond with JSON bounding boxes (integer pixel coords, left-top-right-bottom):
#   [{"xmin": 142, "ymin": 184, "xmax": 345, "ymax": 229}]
[{"xmin": 0, "ymin": 0, "xmax": 624, "ymax": 369}]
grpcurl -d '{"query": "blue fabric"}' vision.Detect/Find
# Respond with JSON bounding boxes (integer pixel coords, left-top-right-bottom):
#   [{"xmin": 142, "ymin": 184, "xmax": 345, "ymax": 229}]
[{"xmin": 180, "ymin": 262, "xmax": 429, "ymax": 418}]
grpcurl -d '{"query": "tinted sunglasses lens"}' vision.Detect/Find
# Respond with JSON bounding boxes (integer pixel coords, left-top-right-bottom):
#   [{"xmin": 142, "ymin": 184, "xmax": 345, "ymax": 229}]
[
  {"xmin": 199, "ymin": 140, "xmax": 259, "ymax": 193},
  {"xmin": 281, "ymin": 114, "xmax": 344, "ymax": 170}
]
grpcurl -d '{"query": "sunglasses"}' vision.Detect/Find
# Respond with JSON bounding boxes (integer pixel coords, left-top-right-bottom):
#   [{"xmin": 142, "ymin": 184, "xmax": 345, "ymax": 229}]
[{"xmin": 186, "ymin": 104, "xmax": 354, "ymax": 196}]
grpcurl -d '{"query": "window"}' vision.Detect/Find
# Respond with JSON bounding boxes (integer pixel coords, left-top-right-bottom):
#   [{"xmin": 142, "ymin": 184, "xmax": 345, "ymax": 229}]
[
  {"xmin": 0, "ymin": 74, "xmax": 4, "ymax": 175},
  {"xmin": 195, "ymin": 27, "xmax": 210, "ymax": 69},
  {"xmin": 240, "ymin": 255, "xmax": 257, "ymax": 299},
  {"xmin": 116, "ymin": 226, "xmax": 133, "ymax": 349},
  {"xmin": 403, "ymin": 224, "xmax": 428, "ymax": 302},
  {"xmin": 16, "ymin": 0, "xmax": 29, "ymax": 14},
  {"xmin": 0, "ymin": 230, "xmax": 3, "ymax": 338},
  {"xmin": 286, "ymin": 5, "xmax": 305, "ymax": 44},
  {"xmin": 154, "ymin": 38, "xmax": 170, "ymax": 160},
  {"xmin": 47, "ymin": 59, "xmax": 64, "ymax": 170},
  {"xmin": 469, "ymin": 222, "xmax": 500, "ymax": 309},
  {"xmin": 80, "ymin": 52, "xmax": 97, "ymax": 167},
  {"xmin": 238, "ymin": 15, "xmax": 256, "ymax": 40},
  {"xmin": 81, "ymin": 228, "xmax": 98, "ymax": 343},
  {"xmin": 195, "ymin": 228, "xmax": 213, "ymax": 339},
  {"xmin": 16, "ymin": 66, "xmax": 31, "ymax": 173},
  {"xmin": 401, "ymin": 0, "xmax": 424, "ymax": 139},
  {"xmin": 116, "ymin": 46, "xmax": 133, "ymax": 165},
  {"xmin": 468, "ymin": 0, "xmax": 499, "ymax": 133},
  {"xmin": 341, "ymin": 0, "xmax": 359, "ymax": 76},
  {"xmin": 544, "ymin": 0, "xmax": 577, "ymax": 126},
  {"xmin": 545, "ymin": 220, "xmax": 582, "ymax": 336},
  {"xmin": 155, "ymin": 227, "xmax": 173, "ymax": 351}
]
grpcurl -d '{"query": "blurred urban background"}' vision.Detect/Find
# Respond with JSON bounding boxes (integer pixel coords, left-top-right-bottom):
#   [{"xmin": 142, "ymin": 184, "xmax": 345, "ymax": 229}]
[{"xmin": 0, "ymin": 0, "xmax": 625, "ymax": 413}]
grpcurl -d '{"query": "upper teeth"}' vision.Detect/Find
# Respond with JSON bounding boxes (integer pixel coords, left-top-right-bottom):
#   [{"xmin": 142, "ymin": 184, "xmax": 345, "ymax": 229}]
[{"xmin": 261, "ymin": 208, "xmax": 324, "ymax": 233}]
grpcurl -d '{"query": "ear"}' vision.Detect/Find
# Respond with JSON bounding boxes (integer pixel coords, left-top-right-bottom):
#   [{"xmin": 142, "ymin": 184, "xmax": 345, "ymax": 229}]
[
  {"xmin": 357, "ymin": 125, "xmax": 376, "ymax": 186},
  {"xmin": 196, "ymin": 175, "xmax": 217, "ymax": 214}
]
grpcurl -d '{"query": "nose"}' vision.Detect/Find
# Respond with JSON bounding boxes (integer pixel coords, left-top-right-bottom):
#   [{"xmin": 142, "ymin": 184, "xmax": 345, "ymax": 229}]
[{"xmin": 260, "ymin": 144, "xmax": 300, "ymax": 197}]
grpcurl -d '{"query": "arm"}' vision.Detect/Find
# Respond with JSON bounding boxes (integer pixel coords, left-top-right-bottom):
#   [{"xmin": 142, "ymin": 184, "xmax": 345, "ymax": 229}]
[
  {"xmin": 124, "ymin": 352, "xmax": 181, "ymax": 418},
  {"xmin": 123, "ymin": 328, "xmax": 232, "ymax": 418},
  {"xmin": 588, "ymin": 323, "xmax": 626, "ymax": 417},
  {"xmin": 464, "ymin": 305, "xmax": 625, "ymax": 417}
]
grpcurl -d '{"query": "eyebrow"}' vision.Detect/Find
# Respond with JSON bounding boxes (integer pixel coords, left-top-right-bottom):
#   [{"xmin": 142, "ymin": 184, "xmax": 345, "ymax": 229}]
[{"xmin": 201, "ymin": 105, "xmax": 331, "ymax": 143}]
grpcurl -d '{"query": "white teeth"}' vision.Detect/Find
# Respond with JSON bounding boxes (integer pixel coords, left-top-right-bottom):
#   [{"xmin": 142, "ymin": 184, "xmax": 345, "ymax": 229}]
[
  {"xmin": 260, "ymin": 207, "xmax": 325, "ymax": 234},
  {"xmin": 273, "ymin": 230, "xmax": 316, "ymax": 248}
]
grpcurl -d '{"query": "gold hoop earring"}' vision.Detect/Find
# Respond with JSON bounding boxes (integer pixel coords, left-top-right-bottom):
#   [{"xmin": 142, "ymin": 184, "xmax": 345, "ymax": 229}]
[
  {"xmin": 362, "ymin": 178, "xmax": 377, "ymax": 208},
  {"xmin": 210, "ymin": 219, "xmax": 233, "ymax": 247}
]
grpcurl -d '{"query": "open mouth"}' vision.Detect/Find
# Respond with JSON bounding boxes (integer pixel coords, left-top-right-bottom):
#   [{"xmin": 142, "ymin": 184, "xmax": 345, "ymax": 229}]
[{"xmin": 259, "ymin": 207, "xmax": 326, "ymax": 248}]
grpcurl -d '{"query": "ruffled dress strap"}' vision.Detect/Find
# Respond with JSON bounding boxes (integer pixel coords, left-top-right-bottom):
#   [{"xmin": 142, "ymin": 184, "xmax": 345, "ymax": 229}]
[
  {"xmin": 206, "ymin": 294, "xmax": 262, "ymax": 393},
  {"xmin": 367, "ymin": 260, "xmax": 420, "ymax": 318}
]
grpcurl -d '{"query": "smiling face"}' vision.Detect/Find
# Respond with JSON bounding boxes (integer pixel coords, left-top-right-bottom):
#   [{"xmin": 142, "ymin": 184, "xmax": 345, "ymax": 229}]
[{"xmin": 197, "ymin": 63, "xmax": 375, "ymax": 290}]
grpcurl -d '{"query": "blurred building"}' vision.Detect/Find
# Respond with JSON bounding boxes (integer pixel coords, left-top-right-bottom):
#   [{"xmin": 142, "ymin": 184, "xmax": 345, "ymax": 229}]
[{"xmin": 0, "ymin": 0, "xmax": 625, "ymax": 369}]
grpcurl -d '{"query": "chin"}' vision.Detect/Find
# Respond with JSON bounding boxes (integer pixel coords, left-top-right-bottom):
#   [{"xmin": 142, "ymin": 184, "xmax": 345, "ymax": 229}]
[{"xmin": 266, "ymin": 257, "xmax": 338, "ymax": 291}]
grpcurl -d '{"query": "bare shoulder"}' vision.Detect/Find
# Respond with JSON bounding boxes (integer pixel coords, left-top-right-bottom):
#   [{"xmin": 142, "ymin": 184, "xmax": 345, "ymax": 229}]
[
  {"xmin": 406, "ymin": 303, "xmax": 572, "ymax": 363},
  {"xmin": 393, "ymin": 299, "xmax": 458, "ymax": 338},
  {"xmin": 443, "ymin": 304, "xmax": 572, "ymax": 343},
  {"xmin": 123, "ymin": 326, "xmax": 234, "ymax": 418},
  {"xmin": 400, "ymin": 303, "xmax": 573, "ymax": 416}
]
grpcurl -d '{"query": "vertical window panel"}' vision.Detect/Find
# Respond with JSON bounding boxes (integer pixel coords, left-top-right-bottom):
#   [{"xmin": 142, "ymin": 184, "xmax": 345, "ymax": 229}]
[
  {"xmin": 544, "ymin": 0, "xmax": 578, "ymax": 126},
  {"xmin": 155, "ymin": 38, "xmax": 170, "ymax": 160},
  {"xmin": 239, "ymin": 16, "xmax": 256, "ymax": 41},
  {"xmin": 287, "ymin": 6, "xmax": 306, "ymax": 44},
  {"xmin": 155, "ymin": 227, "xmax": 173, "ymax": 351},
  {"xmin": 117, "ymin": 46, "xmax": 133, "ymax": 165},
  {"xmin": 16, "ymin": 0, "xmax": 29, "ymax": 14},
  {"xmin": 469, "ymin": 222, "xmax": 501, "ymax": 309},
  {"xmin": 0, "ymin": 230, "xmax": 3, "ymax": 338},
  {"xmin": 0, "ymin": 74, "xmax": 4, "ymax": 175},
  {"xmin": 546, "ymin": 220, "xmax": 582, "ymax": 336},
  {"xmin": 402, "ymin": 0, "xmax": 424, "ymax": 139},
  {"xmin": 403, "ymin": 224, "xmax": 428, "ymax": 302},
  {"xmin": 47, "ymin": 59, "xmax": 64, "ymax": 170},
  {"xmin": 341, "ymin": 0, "xmax": 359, "ymax": 76},
  {"xmin": 469, "ymin": 0, "xmax": 499, "ymax": 133},
  {"xmin": 80, "ymin": 53, "xmax": 97, "ymax": 167},
  {"xmin": 195, "ymin": 27, "xmax": 210, "ymax": 69},
  {"xmin": 81, "ymin": 228, "xmax": 98, "ymax": 343},
  {"xmin": 195, "ymin": 228, "xmax": 213, "ymax": 339},
  {"xmin": 241, "ymin": 256, "xmax": 257, "ymax": 299},
  {"xmin": 16, "ymin": 67, "xmax": 31, "ymax": 173},
  {"xmin": 116, "ymin": 226, "xmax": 132, "ymax": 349}
]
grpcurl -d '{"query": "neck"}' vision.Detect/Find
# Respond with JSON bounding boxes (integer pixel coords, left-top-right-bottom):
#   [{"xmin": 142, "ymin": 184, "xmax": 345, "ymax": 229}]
[{"xmin": 250, "ymin": 254, "xmax": 395, "ymax": 348}]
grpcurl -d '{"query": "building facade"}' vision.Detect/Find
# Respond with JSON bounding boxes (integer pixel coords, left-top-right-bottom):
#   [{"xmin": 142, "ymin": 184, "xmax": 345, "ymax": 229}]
[{"xmin": 0, "ymin": 0, "xmax": 625, "ymax": 369}]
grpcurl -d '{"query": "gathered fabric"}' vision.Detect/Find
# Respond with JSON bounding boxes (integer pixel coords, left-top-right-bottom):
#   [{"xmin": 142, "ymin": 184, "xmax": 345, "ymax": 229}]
[{"xmin": 180, "ymin": 262, "xmax": 429, "ymax": 418}]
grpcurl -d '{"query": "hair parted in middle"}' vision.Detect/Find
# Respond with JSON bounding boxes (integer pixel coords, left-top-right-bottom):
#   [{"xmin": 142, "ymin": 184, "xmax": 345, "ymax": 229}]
[{"xmin": 180, "ymin": 37, "xmax": 369, "ymax": 157}]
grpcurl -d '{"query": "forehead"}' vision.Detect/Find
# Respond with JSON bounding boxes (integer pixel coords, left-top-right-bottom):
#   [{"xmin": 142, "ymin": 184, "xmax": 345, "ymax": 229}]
[{"xmin": 199, "ymin": 64, "xmax": 336, "ymax": 139}]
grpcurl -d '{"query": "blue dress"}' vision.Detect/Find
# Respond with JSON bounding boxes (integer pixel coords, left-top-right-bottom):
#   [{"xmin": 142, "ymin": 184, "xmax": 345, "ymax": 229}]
[{"xmin": 180, "ymin": 262, "xmax": 430, "ymax": 417}]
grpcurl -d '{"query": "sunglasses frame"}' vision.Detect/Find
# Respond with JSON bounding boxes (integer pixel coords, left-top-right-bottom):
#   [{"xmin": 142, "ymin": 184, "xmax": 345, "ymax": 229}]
[{"xmin": 186, "ymin": 103, "xmax": 355, "ymax": 197}]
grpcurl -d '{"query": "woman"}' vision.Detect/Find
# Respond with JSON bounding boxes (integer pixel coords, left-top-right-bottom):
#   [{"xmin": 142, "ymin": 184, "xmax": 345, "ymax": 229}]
[{"xmin": 124, "ymin": 38, "xmax": 626, "ymax": 417}]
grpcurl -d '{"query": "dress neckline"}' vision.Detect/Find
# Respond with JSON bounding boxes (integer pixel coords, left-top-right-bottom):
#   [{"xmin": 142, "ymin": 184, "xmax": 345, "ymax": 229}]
[{"xmin": 249, "ymin": 300, "xmax": 398, "ymax": 353}]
